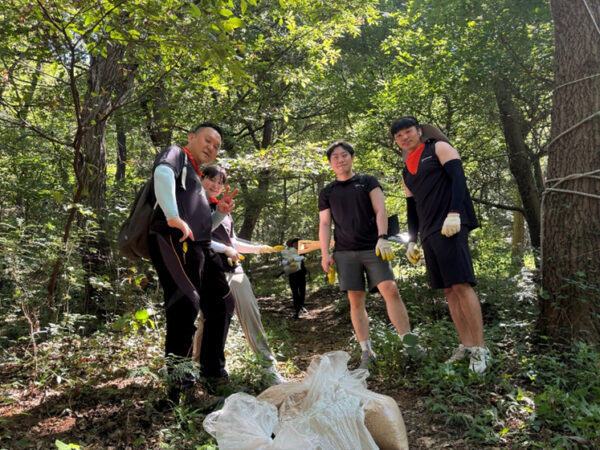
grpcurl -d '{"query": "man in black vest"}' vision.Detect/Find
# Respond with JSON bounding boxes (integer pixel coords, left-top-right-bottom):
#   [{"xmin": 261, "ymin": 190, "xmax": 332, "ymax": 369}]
[
  {"xmin": 391, "ymin": 116, "xmax": 491, "ymax": 374},
  {"xmin": 149, "ymin": 123, "xmax": 238, "ymax": 404},
  {"xmin": 318, "ymin": 141, "xmax": 422, "ymax": 371}
]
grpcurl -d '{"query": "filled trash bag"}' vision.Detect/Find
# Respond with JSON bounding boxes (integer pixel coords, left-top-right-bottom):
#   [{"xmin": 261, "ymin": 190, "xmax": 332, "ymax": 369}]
[{"xmin": 203, "ymin": 351, "xmax": 408, "ymax": 449}]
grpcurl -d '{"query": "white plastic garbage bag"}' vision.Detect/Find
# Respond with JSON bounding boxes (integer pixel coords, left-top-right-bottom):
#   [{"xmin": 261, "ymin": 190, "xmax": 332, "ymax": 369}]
[
  {"xmin": 203, "ymin": 351, "xmax": 408, "ymax": 450},
  {"xmin": 203, "ymin": 392, "xmax": 313, "ymax": 450}
]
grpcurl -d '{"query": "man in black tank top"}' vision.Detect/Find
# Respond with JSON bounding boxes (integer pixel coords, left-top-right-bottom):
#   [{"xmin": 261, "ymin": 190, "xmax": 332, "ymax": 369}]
[
  {"xmin": 391, "ymin": 116, "xmax": 491, "ymax": 374},
  {"xmin": 318, "ymin": 141, "xmax": 422, "ymax": 371}
]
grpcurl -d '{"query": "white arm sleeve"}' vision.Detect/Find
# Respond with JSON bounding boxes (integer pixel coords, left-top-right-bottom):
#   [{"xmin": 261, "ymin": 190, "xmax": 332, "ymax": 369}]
[
  {"xmin": 154, "ymin": 165, "xmax": 178, "ymax": 220},
  {"xmin": 211, "ymin": 241, "xmax": 228, "ymax": 253}
]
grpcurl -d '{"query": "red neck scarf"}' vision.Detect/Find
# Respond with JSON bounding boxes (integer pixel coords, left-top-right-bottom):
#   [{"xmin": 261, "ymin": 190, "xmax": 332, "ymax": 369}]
[
  {"xmin": 406, "ymin": 142, "xmax": 425, "ymax": 175},
  {"xmin": 182, "ymin": 146, "xmax": 204, "ymax": 177},
  {"xmin": 209, "ymin": 197, "xmax": 219, "ymax": 205}
]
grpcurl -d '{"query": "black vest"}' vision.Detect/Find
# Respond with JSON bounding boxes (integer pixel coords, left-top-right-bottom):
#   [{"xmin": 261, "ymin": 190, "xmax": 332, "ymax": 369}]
[{"xmin": 150, "ymin": 146, "xmax": 212, "ymax": 257}]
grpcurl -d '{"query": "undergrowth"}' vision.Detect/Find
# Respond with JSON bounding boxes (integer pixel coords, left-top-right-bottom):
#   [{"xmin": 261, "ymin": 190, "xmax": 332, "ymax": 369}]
[{"xmin": 2, "ymin": 257, "xmax": 599, "ymax": 449}]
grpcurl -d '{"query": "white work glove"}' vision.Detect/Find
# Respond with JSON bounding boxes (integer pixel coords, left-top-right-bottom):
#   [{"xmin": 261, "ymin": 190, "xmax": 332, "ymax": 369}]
[
  {"xmin": 406, "ymin": 242, "xmax": 421, "ymax": 265},
  {"xmin": 224, "ymin": 246, "xmax": 239, "ymax": 266},
  {"xmin": 375, "ymin": 238, "xmax": 394, "ymax": 261},
  {"xmin": 441, "ymin": 213, "xmax": 461, "ymax": 237}
]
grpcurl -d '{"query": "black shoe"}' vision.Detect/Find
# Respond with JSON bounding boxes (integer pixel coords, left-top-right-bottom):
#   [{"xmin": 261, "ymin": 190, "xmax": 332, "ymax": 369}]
[
  {"xmin": 300, "ymin": 307, "xmax": 308, "ymax": 314},
  {"xmin": 203, "ymin": 375, "xmax": 232, "ymax": 395},
  {"xmin": 181, "ymin": 384, "xmax": 223, "ymax": 412},
  {"xmin": 154, "ymin": 397, "xmax": 176, "ymax": 412}
]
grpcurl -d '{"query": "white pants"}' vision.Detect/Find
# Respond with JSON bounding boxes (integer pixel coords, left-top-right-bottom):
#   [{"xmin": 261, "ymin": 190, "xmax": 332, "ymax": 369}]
[{"xmin": 226, "ymin": 272, "xmax": 276, "ymax": 364}]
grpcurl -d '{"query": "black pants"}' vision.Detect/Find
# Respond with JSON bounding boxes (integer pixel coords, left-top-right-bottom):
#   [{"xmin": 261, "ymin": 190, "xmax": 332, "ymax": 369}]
[
  {"xmin": 149, "ymin": 234, "xmax": 234, "ymax": 390},
  {"xmin": 288, "ymin": 269, "xmax": 306, "ymax": 314}
]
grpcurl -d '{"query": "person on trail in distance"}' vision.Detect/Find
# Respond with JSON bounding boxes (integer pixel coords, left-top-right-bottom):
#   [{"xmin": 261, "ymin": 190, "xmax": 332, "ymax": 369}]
[
  {"xmin": 318, "ymin": 140, "xmax": 423, "ymax": 371},
  {"xmin": 201, "ymin": 165, "xmax": 286, "ymax": 385},
  {"xmin": 149, "ymin": 123, "xmax": 239, "ymax": 404},
  {"xmin": 391, "ymin": 115, "xmax": 491, "ymax": 374},
  {"xmin": 281, "ymin": 237, "xmax": 308, "ymax": 320}
]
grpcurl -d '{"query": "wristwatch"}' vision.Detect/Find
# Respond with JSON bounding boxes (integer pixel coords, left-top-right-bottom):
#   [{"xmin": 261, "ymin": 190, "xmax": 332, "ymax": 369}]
[{"xmin": 377, "ymin": 234, "xmax": 388, "ymax": 239}]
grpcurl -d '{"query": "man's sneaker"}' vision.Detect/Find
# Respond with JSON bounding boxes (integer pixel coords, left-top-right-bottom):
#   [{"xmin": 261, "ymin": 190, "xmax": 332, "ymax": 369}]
[
  {"xmin": 469, "ymin": 346, "xmax": 491, "ymax": 374},
  {"xmin": 446, "ymin": 344, "xmax": 469, "ymax": 363},
  {"xmin": 358, "ymin": 351, "xmax": 377, "ymax": 370},
  {"xmin": 411, "ymin": 343, "xmax": 427, "ymax": 359},
  {"xmin": 300, "ymin": 307, "xmax": 308, "ymax": 314},
  {"xmin": 266, "ymin": 365, "xmax": 286, "ymax": 385}
]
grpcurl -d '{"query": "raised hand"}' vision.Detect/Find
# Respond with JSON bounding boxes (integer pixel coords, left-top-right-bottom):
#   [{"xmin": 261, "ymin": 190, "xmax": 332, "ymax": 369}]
[{"xmin": 217, "ymin": 185, "xmax": 239, "ymax": 214}]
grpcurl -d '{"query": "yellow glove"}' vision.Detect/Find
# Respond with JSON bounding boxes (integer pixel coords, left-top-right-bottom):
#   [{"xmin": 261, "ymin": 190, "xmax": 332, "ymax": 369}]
[
  {"xmin": 406, "ymin": 242, "xmax": 421, "ymax": 265},
  {"xmin": 441, "ymin": 212, "xmax": 461, "ymax": 237},
  {"xmin": 328, "ymin": 266, "xmax": 336, "ymax": 284},
  {"xmin": 375, "ymin": 238, "xmax": 394, "ymax": 261},
  {"xmin": 259, "ymin": 245, "xmax": 285, "ymax": 253}
]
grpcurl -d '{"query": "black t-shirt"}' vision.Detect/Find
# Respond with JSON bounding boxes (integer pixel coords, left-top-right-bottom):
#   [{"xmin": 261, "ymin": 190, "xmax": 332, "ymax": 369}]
[
  {"xmin": 403, "ymin": 140, "xmax": 478, "ymax": 241},
  {"xmin": 149, "ymin": 145, "xmax": 212, "ymax": 253},
  {"xmin": 318, "ymin": 173, "xmax": 382, "ymax": 251}
]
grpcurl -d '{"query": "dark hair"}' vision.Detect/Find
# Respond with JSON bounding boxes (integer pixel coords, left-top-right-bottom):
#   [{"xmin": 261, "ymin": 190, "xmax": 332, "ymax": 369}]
[
  {"xmin": 390, "ymin": 116, "xmax": 421, "ymax": 135},
  {"xmin": 192, "ymin": 122, "xmax": 223, "ymax": 138},
  {"xmin": 286, "ymin": 237, "xmax": 300, "ymax": 247},
  {"xmin": 202, "ymin": 165, "xmax": 227, "ymax": 184},
  {"xmin": 326, "ymin": 141, "xmax": 355, "ymax": 160}
]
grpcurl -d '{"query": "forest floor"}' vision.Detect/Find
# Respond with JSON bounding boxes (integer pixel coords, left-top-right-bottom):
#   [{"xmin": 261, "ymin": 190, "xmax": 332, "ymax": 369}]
[
  {"xmin": 259, "ymin": 287, "xmax": 471, "ymax": 450},
  {"xmin": 1, "ymin": 285, "xmax": 474, "ymax": 449}
]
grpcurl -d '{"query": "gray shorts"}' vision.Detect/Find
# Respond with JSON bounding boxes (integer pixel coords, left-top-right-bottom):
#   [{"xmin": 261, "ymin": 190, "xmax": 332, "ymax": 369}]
[{"xmin": 334, "ymin": 249, "xmax": 395, "ymax": 292}]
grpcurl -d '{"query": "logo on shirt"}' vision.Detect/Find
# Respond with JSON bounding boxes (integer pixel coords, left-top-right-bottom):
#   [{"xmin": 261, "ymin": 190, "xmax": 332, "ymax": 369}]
[{"xmin": 421, "ymin": 156, "xmax": 432, "ymax": 162}]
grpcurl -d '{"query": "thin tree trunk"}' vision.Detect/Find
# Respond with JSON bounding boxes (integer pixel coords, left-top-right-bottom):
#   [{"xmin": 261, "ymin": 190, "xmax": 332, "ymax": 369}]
[
  {"xmin": 511, "ymin": 210, "xmax": 525, "ymax": 269},
  {"xmin": 115, "ymin": 110, "xmax": 127, "ymax": 182},
  {"xmin": 238, "ymin": 118, "xmax": 274, "ymax": 240},
  {"xmin": 141, "ymin": 79, "xmax": 172, "ymax": 150},
  {"xmin": 493, "ymin": 78, "xmax": 542, "ymax": 250}
]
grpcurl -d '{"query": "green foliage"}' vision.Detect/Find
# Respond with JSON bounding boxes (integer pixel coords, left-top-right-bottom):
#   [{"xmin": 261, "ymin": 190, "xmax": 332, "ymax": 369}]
[{"xmin": 1, "ymin": 1, "xmax": 597, "ymax": 448}]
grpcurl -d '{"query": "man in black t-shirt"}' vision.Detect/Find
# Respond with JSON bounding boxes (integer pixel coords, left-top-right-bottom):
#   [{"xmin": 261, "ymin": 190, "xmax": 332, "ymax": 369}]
[
  {"xmin": 318, "ymin": 141, "xmax": 421, "ymax": 371},
  {"xmin": 391, "ymin": 115, "xmax": 490, "ymax": 374}
]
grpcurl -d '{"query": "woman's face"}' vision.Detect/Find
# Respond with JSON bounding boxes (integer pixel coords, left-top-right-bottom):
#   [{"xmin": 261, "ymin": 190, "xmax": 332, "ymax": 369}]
[{"xmin": 202, "ymin": 175, "xmax": 224, "ymax": 198}]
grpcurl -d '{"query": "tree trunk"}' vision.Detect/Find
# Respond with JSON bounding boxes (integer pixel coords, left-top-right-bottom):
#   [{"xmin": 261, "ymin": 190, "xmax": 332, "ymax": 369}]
[
  {"xmin": 141, "ymin": 80, "xmax": 172, "ymax": 150},
  {"xmin": 238, "ymin": 172, "xmax": 271, "ymax": 240},
  {"xmin": 537, "ymin": 0, "xmax": 600, "ymax": 345},
  {"xmin": 511, "ymin": 210, "xmax": 525, "ymax": 269},
  {"xmin": 78, "ymin": 44, "xmax": 128, "ymax": 313},
  {"xmin": 115, "ymin": 109, "xmax": 127, "ymax": 182},
  {"xmin": 493, "ymin": 78, "xmax": 542, "ymax": 249},
  {"xmin": 238, "ymin": 119, "xmax": 274, "ymax": 240}
]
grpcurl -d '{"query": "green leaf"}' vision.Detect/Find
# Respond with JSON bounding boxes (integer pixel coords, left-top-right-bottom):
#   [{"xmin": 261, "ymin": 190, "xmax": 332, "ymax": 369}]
[
  {"xmin": 188, "ymin": 3, "xmax": 202, "ymax": 18},
  {"xmin": 55, "ymin": 440, "xmax": 81, "ymax": 449},
  {"xmin": 219, "ymin": 8, "xmax": 233, "ymax": 17},
  {"xmin": 402, "ymin": 333, "xmax": 418, "ymax": 346},
  {"xmin": 225, "ymin": 17, "xmax": 244, "ymax": 29},
  {"xmin": 135, "ymin": 309, "xmax": 149, "ymax": 321}
]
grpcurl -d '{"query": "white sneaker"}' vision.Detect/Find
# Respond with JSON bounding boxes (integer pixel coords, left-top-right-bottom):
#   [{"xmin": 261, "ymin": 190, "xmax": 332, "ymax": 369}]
[
  {"xmin": 446, "ymin": 344, "xmax": 469, "ymax": 363},
  {"xmin": 469, "ymin": 346, "xmax": 491, "ymax": 374},
  {"xmin": 359, "ymin": 351, "xmax": 377, "ymax": 370},
  {"xmin": 266, "ymin": 366, "xmax": 286, "ymax": 385}
]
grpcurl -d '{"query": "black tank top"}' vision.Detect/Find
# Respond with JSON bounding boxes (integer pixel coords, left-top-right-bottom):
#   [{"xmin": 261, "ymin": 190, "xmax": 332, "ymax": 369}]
[{"xmin": 403, "ymin": 140, "xmax": 478, "ymax": 241}]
